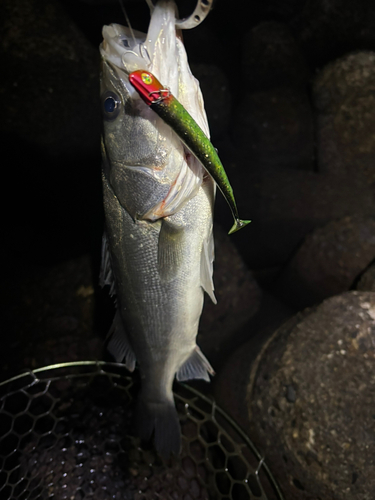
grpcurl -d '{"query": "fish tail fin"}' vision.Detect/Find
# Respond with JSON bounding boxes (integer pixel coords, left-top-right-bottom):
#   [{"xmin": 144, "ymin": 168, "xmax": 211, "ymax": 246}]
[
  {"xmin": 228, "ymin": 218, "xmax": 251, "ymax": 235},
  {"xmin": 136, "ymin": 396, "xmax": 181, "ymax": 459}
]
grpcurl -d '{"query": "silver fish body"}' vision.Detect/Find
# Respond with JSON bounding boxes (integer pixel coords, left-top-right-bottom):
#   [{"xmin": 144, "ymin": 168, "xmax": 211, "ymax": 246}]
[{"xmin": 99, "ymin": 0, "xmax": 216, "ymax": 456}]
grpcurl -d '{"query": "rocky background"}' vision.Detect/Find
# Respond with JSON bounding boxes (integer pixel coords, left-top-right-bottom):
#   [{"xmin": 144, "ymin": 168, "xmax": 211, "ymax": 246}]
[{"xmin": 1, "ymin": 0, "xmax": 375, "ymax": 498}]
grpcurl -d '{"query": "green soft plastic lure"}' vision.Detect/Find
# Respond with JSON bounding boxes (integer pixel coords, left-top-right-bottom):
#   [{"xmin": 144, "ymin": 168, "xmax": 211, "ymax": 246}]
[{"xmin": 129, "ymin": 69, "xmax": 251, "ymax": 235}]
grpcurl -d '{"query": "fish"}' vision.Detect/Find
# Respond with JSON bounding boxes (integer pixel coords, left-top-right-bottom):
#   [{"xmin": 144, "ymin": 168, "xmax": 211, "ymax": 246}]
[{"xmin": 99, "ymin": 0, "xmax": 217, "ymax": 457}]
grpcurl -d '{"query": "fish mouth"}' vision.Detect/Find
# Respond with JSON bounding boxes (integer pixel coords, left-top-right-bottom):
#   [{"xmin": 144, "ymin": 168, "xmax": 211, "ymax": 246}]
[
  {"xmin": 100, "ymin": 1, "xmax": 179, "ymax": 85},
  {"xmin": 100, "ymin": 23, "xmax": 150, "ymax": 76}
]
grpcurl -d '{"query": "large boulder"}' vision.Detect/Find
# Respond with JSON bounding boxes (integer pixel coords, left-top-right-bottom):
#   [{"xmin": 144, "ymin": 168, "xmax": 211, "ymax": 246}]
[
  {"xmin": 233, "ymin": 22, "xmax": 313, "ymax": 170},
  {"xmin": 274, "ymin": 215, "xmax": 375, "ymax": 308},
  {"xmin": 290, "ymin": 0, "xmax": 375, "ymax": 66},
  {"xmin": 246, "ymin": 292, "xmax": 375, "ymax": 500},
  {"xmin": 0, "ymin": 0, "xmax": 100, "ymax": 157},
  {"xmin": 241, "ymin": 21, "xmax": 310, "ymax": 92},
  {"xmin": 314, "ymin": 51, "xmax": 375, "ymax": 186}
]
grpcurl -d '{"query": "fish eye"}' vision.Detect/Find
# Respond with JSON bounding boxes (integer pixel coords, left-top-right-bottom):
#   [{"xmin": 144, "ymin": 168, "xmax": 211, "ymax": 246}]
[
  {"xmin": 121, "ymin": 38, "xmax": 129, "ymax": 48},
  {"xmin": 101, "ymin": 91, "xmax": 121, "ymax": 121}
]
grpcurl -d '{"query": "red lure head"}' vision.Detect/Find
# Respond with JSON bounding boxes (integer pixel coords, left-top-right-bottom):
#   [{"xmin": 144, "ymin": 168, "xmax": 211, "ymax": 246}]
[{"xmin": 129, "ymin": 70, "xmax": 171, "ymax": 106}]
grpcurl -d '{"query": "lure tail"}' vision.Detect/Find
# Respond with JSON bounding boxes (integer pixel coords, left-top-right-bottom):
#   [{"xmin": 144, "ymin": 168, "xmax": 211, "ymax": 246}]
[
  {"xmin": 228, "ymin": 218, "xmax": 252, "ymax": 235},
  {"xmin": 136, "ymin": 395, "xmax": 181, "ymax": 458}
]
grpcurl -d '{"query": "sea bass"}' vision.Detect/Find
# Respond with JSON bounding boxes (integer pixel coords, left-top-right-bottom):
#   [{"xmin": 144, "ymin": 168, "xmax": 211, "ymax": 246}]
[{"xmin": 99, "ymin": 0, "xmax": 216, "ymax": 456}]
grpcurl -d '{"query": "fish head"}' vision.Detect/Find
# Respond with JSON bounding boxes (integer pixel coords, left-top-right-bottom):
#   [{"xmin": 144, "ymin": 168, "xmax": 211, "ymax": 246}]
[
  {"xmin": 100, "ymin": 1, "xmax": 209, "ymax": 220},
  {"xmin": 100, "ymin": 22, "xmax": 171, "ymax": 172}
]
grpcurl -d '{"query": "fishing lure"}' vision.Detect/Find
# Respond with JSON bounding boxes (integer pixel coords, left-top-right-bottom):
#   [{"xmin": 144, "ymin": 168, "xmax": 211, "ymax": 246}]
[{"xmin": 129, "ymin": 69, "xmax": 251, "ymax": 235}]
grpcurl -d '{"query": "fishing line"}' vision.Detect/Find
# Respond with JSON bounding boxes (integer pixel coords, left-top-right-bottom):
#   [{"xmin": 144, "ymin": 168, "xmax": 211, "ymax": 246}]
[
  {"xmin": 118, "ymin": 0, "xmax": 136, "ymax": 45},
  {"xmin": 144, "ymin": 0, "xmax": 154, "ymax": 12}
]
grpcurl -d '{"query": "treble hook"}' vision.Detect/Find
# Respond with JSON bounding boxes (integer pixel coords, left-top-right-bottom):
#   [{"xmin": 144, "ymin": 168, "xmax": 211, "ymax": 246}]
[{"xmin": 146, "ymin": 0, "xmax": 214, "ymax": 29}]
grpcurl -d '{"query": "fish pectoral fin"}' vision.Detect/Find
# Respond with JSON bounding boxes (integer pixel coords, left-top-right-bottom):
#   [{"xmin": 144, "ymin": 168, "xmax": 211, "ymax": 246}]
[
  {"xmin": 157, "ymin": 218, "xmax": 185, "ymax": 282},
  {"xmin": 176, "ymin": 346, "xmax": 215, "ymax": 382},
  {"xmin": 200, "ymin": 230, "xmax": 217, "ymax": 304},
  {"xmin": 106, "ymin": 310, "xmax": 136, "ymax": 371},
  {"xmin": 99, "ymin": 232, "xmax": 116, "ymax": 297}
]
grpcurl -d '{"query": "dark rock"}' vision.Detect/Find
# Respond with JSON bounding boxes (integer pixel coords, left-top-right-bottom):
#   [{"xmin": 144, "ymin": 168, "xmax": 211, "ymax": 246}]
[
  {"xmin": 356, "ymin": 263, "xmax": 375, "ymax": 292},
  {"xmin": 0, "ymin": 0, "xmax": 101, "ymax": 158},
  {"xmin": 233, "ymin": 87, "xmax": 314, "ymax": 169},
  {"xmin": 1, "ymin": 0, "xmax": 103, "ymax": 265},
  {"xmin": 213, "ymin": 293, "xmax": 294, "ymax": 430},
  {"xmin": 190, "ymin": 63, "xmax": 232, "ymax": 140},
  {"xmin": 198, "ymin": 225, "xmax": 262, "ymax": 367},
  {"xmin": 1, "ymin": 255, "xmax": 102, "ymax": 378},
  {"xmin": 241, "ymin": 22, "xmax": 310, "ymax": 92},
  {"xmin": 290, "ymin": 0, "xmax": 375, "ymax": 66},
  {"xmin": 274, "ymin": 215, "xmax": 375, "ymax": 308},
  {"xmin": 216, "ymin": 164, "xmax": 375, "ymax": 269},
  {"xmin": 246, "ymin": 291, "xmax": 375, "ymax": 500},
  {"xmin": 232, "ymin": 21, "xmax": 313, "ymax": 170},
  {"xmin": 314, "ymin": 51, "xmax": 375, "ymax": 186}
]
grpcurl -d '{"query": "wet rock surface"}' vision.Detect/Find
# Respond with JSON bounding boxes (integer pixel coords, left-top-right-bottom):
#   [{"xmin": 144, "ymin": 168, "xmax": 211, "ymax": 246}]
[
  {"xmin": 213, "ymin": 293, "xmax": 294, "ymax": 432},
  {"xmin": 233, "ymin": 87, "xmax": 314, "ymax": 169},
  {"xmin": 241, "ymin": 22, "xmax": 310, "ymax": 92},
  {"xmin": 290, "ymin": 0, "xmax": 375, "ymax": 66},
  {"xmin": 314, "ymin": 51, "xmax": 375, "ymax": 186},
  {"xmin": 233, "ymin": 22, "xmax": 314, "ymax": 170},
  {"xmin": 246, "ymin": 292, "xmax": 375, "ymax": 500},
  {"xmin": 274, "ymin": 215, "xmax": 375, "ymax": 308}
]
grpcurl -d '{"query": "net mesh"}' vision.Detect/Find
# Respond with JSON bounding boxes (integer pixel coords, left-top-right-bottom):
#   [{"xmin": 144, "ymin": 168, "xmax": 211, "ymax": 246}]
[{"xmin": 0, "ymin": 362, "xmax": 284, "ymax": 500}]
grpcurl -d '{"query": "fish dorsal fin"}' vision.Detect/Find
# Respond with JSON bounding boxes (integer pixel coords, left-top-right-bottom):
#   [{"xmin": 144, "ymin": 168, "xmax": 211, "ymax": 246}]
[
  {"xmin": 176, "ymin": 346, "xmax": 215, "ymax": 382},
  {"xmin": 157, "ymin": 218, "xmax": 185, "ymax": 282},
  {"xmin": 99, "ymin": 232, "xmax": 116, "ymax": 297},
  {"xmin": 200, "ymin": 229, "xmax": 217, "ymax": 304},
  {"xmin": 106, "ymin": 310, "xmax": 136, "ymax": 371}
]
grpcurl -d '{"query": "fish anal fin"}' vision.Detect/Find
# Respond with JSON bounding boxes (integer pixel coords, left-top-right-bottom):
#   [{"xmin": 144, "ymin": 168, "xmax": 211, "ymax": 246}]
[
  {"xmin": 106, "ymin": 311, "xmax": 136, "ymax": 371},
  {"xmin": 200, "ymin": 231, "xmax": 217, "ymax": 304},
  {"xmin": 176, "ymin": 346, "xmax": 215, "ymax": 382},
  {"xmin": 158, "ymin": 218, "xmax": 185, "ymax": 282}
]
